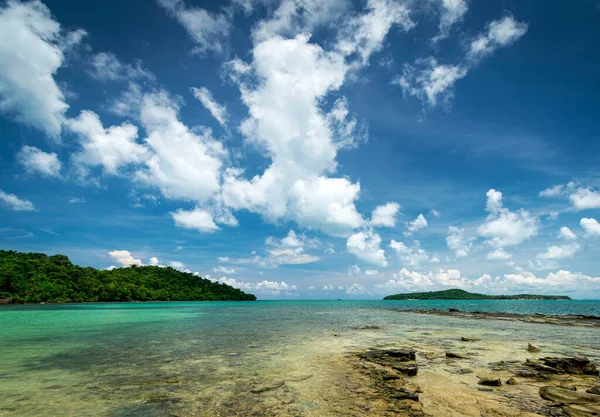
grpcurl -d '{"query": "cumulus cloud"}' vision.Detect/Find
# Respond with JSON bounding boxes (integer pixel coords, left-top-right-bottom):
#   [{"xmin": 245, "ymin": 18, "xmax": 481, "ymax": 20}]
[
  {"xmin": 478, "ymin": 189, "xmax": 538, "ymax": 247},
  {"xmin": 405, "ymin": 213, "xmax": 428, "ymax": 235},
  {"xmin": 0, "ymin": 190, "xmax": 35, "ymax": 211},
  {"xmin": 191, "ymin": 86, "xmax": 228, "ymax": 127},
  {"xmin": 445, "ymin": 226, "xmax": 472, "ymax": 257},
  {"xmin": 486, "ymin": 248, "xmax": 512, "ymax": 260},
  {"xmin": 581, "ymin": 218, "xmax": 600, "ymax": 236},
  {"xmin": 536, "ymin": 243, "xmax": 580, "ymax": 260},
  {"xmin": 559, "ymin": 226, "xmax": 577, "ymax": 240},
  {"xmin": 539, "ymin": 184, "xmax": 565, "ymax": 197},
  {"xmin": 68, "ymin": 110, "xmax": 147, "ymax": 176},
  {"xmin": 169, "ymin": 260, "xmax": 185, "ymax": 269},
  {"xmin": 347, "ymin": 229, "xmax": 388, "ymax": 267},
  {"xmin": 108, "ymin": 250, "xmax": 142, "ymax": 267},
  {"xmin": 348, "ymin": 264, "xmax": 361, "ymax": 275},
  {"xmin": 370, "ymin": 202, "xmax": 401, "ymax": 227},
  {"xmin": 171, "ymin": 207, "xmax": 220, "ymax": 233},
  {"xmin": 0, "ymin": 0, "xmax": 85, "ymax": 137},
  {"xmin": 213, "ymin": 266, "xmax": 236, "ymax": 274},
  {"xmin": 16, "ymin": 145, "xmax": 61, "ymax": 177},
  {"xmin": 212, "ymin": 276, "xmax": 298, "ymax": 295},
  {"xmin": 263, "ymin": 229, "xmax": 321, "ymax": 266},
  {"xmin": 569, "ymin": 188, "xmax": 600, "ymax": 211},
  {"xmin": 157, "ymin": 0, "xmax": 231, "ymax": 55},
  {"xmin": 345, "ymin": 282, "xmax": 370, "ymax": 295},
  {"xmin": 149, "ymin": 256, "xmax": 161, "ymax": 266},
  {"xmin": 390, "ymin": 239, "xmax": 431, "ymax": 266}
]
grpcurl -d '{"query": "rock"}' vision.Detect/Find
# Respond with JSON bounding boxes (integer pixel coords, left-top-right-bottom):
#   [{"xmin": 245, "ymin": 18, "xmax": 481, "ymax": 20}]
[
  {"xmin": 393, "ymin": 363, "xmax": 418, "ymax": 376},
  {"xmin": 561, "ymin": 385, "xmax": 577, "ymax": 391},
  {"xmin": 352, "ymin": 325, "xmax": 381, "ymax": 330},
  {"xmin": 460, "ymin": 337, "xmax": 480, "ymax": 342},
  {"xmin": 446, "ymin": 352, "xmax": 469, "ymax": 359},
  {"xmin": 539, "ymin": 386, "xmax": 600, "ymax": 404},
  {"xmin": 478, "ymin": 377, "xmax": 502, "ymax": 386},
  {"xmin": 389, "ymin": 387, "xmax": 419, "ymax": 401},
  {"xmin": 515, "ymin": 370, "xmax": 550, "ymax": 381},
  {"xmin": 0, "ymin": 298, "xmax": 12, "ymax": 305},
  {"xmin": 456, "ymin": 368, "xmax": 474, "ymax": 375},
  {"xmin": 362, "ymin": 349, "xmax": 416, "ymax": 362},
  {"xmin": 448, "ymin": 308, "xmax": 460, "ymax": 312},
  {"xmin": 586, "ymin": 385, "xmax": 600, "ymax": 395},
  {"xmin": 506, "ymin": 378, "xmax": 518, "ymax": 385},
  {"xmin": 540, "ymin": 357, "xmax": 599, "ymax": 376},
  {"xmin": 528, "ymin": 343, "xmax": 540, "ymax": 352}
]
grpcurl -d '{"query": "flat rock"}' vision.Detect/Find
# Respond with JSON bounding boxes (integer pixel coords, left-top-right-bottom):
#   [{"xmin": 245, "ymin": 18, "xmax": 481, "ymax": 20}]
[
  {"xmin": 251, "ymin": 381, "xmax": 285, "ymax": 394},
  {"xmin": 539, "ymin": 386, "xmax": 600, "ymax": 404},
  {"xmin": 540, "ymin": 357, "xmax": 599, "ymax": 375},
  {"xmin": 478, "ymin": 377, "xmax": 502, "ymax": 386},
  {"xmin": 446, "ymin": 352, "xmax": 469, "ymax": 359}
]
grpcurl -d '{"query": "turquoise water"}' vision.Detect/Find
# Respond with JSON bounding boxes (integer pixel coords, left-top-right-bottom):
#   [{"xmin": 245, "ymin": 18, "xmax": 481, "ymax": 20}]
[{"xmin": 1, "ymin": 300, "xmax": 599, "ymax": 416}]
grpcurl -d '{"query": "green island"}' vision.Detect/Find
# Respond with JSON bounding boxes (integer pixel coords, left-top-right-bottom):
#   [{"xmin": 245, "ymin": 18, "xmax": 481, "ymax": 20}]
[
  {"xmin": 0, "ymin": 250, "xmax": 256, "ymax": 303},
  {"xmin": 383, "ymin": 288, "xmax": 571, "ymax": 300}
]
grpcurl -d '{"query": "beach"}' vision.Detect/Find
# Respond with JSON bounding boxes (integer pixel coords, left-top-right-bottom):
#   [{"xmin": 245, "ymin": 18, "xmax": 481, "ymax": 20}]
[{"xmin": 0, "ymin": 300, "xmax": 598, "ymax": 416}]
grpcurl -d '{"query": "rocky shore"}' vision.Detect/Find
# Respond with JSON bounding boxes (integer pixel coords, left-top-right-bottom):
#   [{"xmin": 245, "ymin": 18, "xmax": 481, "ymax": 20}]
[
  {"xmin": 392, "ymin": 308, "xmax": 600, "ymax": 327},
  {"xmin": 350, "ymin": 340, "xmax": 600, "ymax": 417}
]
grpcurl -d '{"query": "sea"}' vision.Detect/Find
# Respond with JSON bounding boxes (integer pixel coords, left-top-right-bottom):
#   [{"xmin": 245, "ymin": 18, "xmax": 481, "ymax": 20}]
[{"xmin": 1, "ymin": 300, "xmax": 599, "ymax": 416}]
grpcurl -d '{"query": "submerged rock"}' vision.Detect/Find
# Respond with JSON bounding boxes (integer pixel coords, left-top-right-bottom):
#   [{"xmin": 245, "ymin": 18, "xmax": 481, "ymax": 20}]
[
  {"xmin": 478, "ymin": 377, "xmax": 502, "ymax": 387},
  {"xmin": 446, "ymin": 352, "xmax": 469, "ymax": 359},
  {"xmin": 528, "ymin": 343, "xmax": 540, "ymax": 352},
  {"xmin": 506, "ymin": 378, "xmax": 518, "ymax": 385},
  {"xmin": 460, "ymin": 337, "xmax": 480, "ymax": 342},
  {"xmin": 251, "ymin": 381, "xmax": 285, "ymax": 394}
]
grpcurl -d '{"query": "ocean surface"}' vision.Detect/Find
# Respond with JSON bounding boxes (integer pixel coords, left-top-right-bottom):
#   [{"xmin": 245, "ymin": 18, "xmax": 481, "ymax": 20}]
[{"xmin": 1, "ymin": 300, "xmax": 599, "ymax": 416}]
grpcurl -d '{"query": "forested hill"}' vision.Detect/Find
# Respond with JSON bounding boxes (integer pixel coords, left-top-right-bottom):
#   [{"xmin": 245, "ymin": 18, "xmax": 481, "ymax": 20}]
[
  {"xmin": 0, "ymin": 250, "xmax": 256, "ymax": 303},
  {"xmin": 383, "ymin": 289, "xmax": 570, "ymax": 300}
]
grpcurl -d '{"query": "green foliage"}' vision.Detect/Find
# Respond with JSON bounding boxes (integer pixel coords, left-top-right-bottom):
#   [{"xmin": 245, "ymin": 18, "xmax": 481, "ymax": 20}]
[
  {"xmin": 383, "ymin": 288, "xmax": 570, "ymax": 301},
  {"xmin": 0, "ymin": 250, "xmax": 256, "ymax": 303}
]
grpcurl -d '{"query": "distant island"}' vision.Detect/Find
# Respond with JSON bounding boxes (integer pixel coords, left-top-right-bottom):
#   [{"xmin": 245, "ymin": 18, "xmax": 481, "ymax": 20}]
[
  {"xmin": 383, "ymin": 288, "xmax": 571, "ymax": 301},
  {"xmin": 0, "ymin": 250, "xmax": 256, "ymax": 304}
]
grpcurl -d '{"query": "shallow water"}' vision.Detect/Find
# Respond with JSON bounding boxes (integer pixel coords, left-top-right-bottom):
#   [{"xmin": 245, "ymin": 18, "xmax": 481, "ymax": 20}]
[{"xmin": 1, "ymin": 300, "xmax": 599, "ymax": 416}]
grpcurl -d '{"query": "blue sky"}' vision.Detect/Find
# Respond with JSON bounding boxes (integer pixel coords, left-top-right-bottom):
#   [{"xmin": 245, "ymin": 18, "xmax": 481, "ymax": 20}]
[{"xmin": 1, "ymin": 0, "xmax": 600, "ymax": 299}]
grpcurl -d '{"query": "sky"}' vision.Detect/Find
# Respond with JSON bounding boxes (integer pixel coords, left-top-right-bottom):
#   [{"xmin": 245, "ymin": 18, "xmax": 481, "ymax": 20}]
[{"xmin": 1, "ymin": 0, "xmax": 600, "ymax": 299}]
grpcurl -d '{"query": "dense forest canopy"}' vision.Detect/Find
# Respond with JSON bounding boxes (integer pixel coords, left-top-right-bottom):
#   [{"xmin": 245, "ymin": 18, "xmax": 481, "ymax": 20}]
[
  {"xmin": 0, "ymin": 250, "xmax": 256, "ymax": 303},
  {"xmin": 383, "ymin": 288, "xmax": 571, "ymax": 300}
]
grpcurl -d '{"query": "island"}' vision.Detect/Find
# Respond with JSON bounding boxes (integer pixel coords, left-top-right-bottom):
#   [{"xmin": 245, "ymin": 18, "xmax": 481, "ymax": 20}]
[
  {"xmin": 0, "ymin": 250, "xmax": 256, "ymax": 303},
  {"xmin": 383, "ymin": 288, "xmax": 571, "ymax": 300}
]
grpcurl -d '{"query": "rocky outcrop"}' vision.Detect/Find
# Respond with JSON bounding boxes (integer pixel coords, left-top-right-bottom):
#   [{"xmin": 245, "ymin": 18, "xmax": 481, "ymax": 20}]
[
  {"xmin": 478, "ymin": 377, "xmax": 502, "ymax": 386},
  {"xmin": 527, "ymin": 343, "xmax": 540, "ymax": 352}
]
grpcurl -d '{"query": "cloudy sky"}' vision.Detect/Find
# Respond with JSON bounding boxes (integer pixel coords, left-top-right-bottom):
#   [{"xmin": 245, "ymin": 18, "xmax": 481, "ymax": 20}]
[{"xmin": 1, "ymin": 0, "xmax": 599, "ymax": 299}]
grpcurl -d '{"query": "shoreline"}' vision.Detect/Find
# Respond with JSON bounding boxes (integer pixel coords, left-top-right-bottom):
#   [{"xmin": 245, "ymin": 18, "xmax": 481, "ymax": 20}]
[{"xmin": 392, "ymin": 308, "xmax": 600, "ymax": 327}]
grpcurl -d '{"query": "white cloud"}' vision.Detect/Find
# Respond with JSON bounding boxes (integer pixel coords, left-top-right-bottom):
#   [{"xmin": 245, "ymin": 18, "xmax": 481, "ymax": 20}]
[
  {"xmin": 171, "ymin": 207, "xmax": 219, "ymax": 233},
  {"xmin": 486, "ymin": 248, "xmax": 512, "ymax": 260},
  {"xmin": 345, "ymin": 282, "xmax": 369, "ymax": 295},
  {"xmin": 569, "ymin": 188, "xmax": 600, "ymax": 210},
  {"xmin": 478, "ymin": 189, "xmax": 538, "ymax": 247},
  {"xmin": 347, "ymin": 229, "xmax": 388, "ymax": 267},
  {"xmin": 581, "ymin": 218, "xmax": 600, "ymax": 236},
  {"xmin": 335, "ymin": 0, "xmax": 414, "ymax": 64},
  {"xmin": 16, "ymin": 145, "xmax": 61, "ymax": 177},
  {"xmin": 214, "ymin": 277, "xmax": 298, "ymax": 295},
  {"xmin": 536, "ymin": 243, "xmax": 580, "ymax": 260},
  {"xmin": 446, "ymin": 226, "xmax": 472, "ymax": 258},
  {"xmin": 157, "ymin": 0, "xmax": 231, "ymax": 55},
  {"xmin": 467, "ymin": 15, "xmax": 528, "ymax": 62},
  {"xmin": 0, "ymin": 0, "xmax": 84, "ymax": 137},
  {"xmin": 191, "ymin": 86, "xmax": 228, "ymax": 127},
  {"xmin": 262, "ymin": 229, "xmax": 321, "ymax": 266},
  {"xmin": 149, "ymin": 256, "xmax": 161, "ymax": 266},
  {"xmin": 559, "ymin": 226, "xmax": 577, "ymax": 240},
  {"xmin": 88, "ymin": 52, "xmax": 153, "ymax": 82},
  {"xmin": 365, "ymin": 269, "xmax": 378, "ymax": 275},
  {"xmin": 213, "ymin": 266, "xmax": 236, "ymax": 274},
  {"xmin": 0, "ymin": 190, "xmax": 35, "ymax": 211},
  {"xmin": 397, "ymin": 15, "xmax": 527, "ymax": 107},
  {"xmin": 430, "ymin": 209, "xmax": 440, "ymax": 217},
  {"xmin": 108, "ymin": 250, "xmax": 142, "ymax": 267},
  {"xmin": 370, "ymin": 202, "xmax": 401, "ymax": 227},
  {"xmin": 390, "ymin": 239, "xmax": 431, "ymax": 266},
  {"xmin": 348, "ymin": 264, "xmax": 361, "ymax": 275},
  {"xmin": 222, "ymin": 1, "xmax": 411, "ymax": 236},
  {"xmin": 169, "ymin": 260, "xmax": 185, "ymax": 269},
  {"xmin": 253, "ymin": 0, "xmax": 350, "ymax": 43},
  {"xmin": 539, "ymin": 184, "xmax": 564, "ymax": 197},
  {"xmin": 68, "ymin": 197, "xmax": 86, "ymax": 204},
  {"xmin": 68, "ymin": 110, "xmax": 147, "ymax": 176},
  {"xmin": 395, "ymin": 58, "xmax": 467, "ymax": 106},
  {"xmin": 431, "ymin": 0, "xmax": 468, "ymax": 42},
  {"xmin": 109, "ymin": 83, "xmax": 144, "ymax": 118},
  {"xmin": 405, "ymin": 213, "xmax": 428, "ymax": 234},
  {"xmin": 217, "ymin": 256, "xmax": 230, "ymax": 262},
  {"xmin": 136, "ymin": 91, "xmax": 227, "ymax": 202}
]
